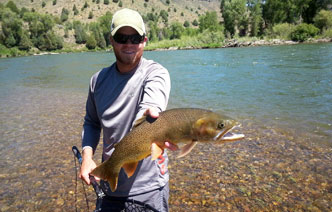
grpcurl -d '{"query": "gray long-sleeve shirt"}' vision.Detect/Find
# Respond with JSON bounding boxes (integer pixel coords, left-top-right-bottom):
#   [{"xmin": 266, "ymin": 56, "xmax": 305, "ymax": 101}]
[{"xmin": 82, "ymin": 57, "xmax": 171, "ymax": 196}]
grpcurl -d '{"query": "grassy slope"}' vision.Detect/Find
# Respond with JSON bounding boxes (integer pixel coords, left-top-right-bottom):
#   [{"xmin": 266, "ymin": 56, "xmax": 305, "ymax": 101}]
[{"xmin": 0, "ymin": 0, "xmax": 221, "ymax": 25}]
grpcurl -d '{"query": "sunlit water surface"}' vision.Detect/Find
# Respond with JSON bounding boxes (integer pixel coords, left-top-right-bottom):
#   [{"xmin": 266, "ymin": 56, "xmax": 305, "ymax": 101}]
[{"xmin": 0, "ymin": 43, "xmax": 331, "ymax": 211}]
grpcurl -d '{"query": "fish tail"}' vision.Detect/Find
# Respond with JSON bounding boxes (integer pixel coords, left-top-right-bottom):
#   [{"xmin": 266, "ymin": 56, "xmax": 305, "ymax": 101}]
[{"xmin": 91, "ymin": 162, "xmax": 119, "ymax": 192}]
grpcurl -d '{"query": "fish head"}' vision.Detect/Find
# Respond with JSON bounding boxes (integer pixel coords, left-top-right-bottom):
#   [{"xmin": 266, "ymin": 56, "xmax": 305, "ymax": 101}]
[{"xmin": 192, "ymin": 112, "xmax": 244, "ymax": 142}]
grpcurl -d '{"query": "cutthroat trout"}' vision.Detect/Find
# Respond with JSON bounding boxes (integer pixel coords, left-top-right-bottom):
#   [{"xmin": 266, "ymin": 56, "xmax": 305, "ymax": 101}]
[{"xmin": 91, "ymin": 108, "xmax": 244, "ymax": 192}]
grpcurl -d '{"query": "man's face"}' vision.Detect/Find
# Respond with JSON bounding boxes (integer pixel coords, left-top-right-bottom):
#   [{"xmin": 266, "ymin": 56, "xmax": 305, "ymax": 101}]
[{"xmin": 111, "ymin": 26, "xmax": 147, "ymax": 72}]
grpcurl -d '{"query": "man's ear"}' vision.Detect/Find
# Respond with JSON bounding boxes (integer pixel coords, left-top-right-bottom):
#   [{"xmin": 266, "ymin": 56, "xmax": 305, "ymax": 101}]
[
  {"xmin": 110, "ymin": 36, "xmax": 114, "ymax": 46},
  {"xmin": 143, "ymin": 36, "xmax": 148, "ymax": 47}
]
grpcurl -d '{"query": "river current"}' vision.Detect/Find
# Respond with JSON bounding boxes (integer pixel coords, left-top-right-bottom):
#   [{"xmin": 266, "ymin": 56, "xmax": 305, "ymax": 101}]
[{"xmin": 0, "ymin": 43, "xmax": 331, "ymax": 211}]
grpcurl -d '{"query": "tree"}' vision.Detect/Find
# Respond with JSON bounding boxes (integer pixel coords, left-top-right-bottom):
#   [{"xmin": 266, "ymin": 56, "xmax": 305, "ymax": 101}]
[
  {"xmin": 73, "ymin": 21, "xmax": 88, "ymax": 44},
  {"xmin": 86, "ymin": 34, "xmax": 97, "ymax": 49},
  {"xmin": 199, "ymin": 11, "xmax": 221, "ymax": 32},
  {"xmin": 98, "ymin": 11, "xmax": 112, "ymax": 46},
  {"xmin": 302, "ymin": 0, "xmax": 332, "ymax": 23},
  {"xmin": 314, "ymin": 10, "xmax": 332, "ymax": 32},
  {"xmin": 1, "ymin": 9, "xmax": 23, "ymax": 48},
  {"xmin": 19, "ymin": 7, "xmax": 29, "ymax": 18},
  {"xmin": 248, "ymin": 0, "xmax": 263, "ymax": 37},
  {"xmin": 183, "ymin": 20, "xmax": 190, "ymax": 28},
  {"xmin": 53, "ymin": 0, "xmax": 57, "ymax": 6},
  {"xmin": 160, "ymin": 10, "xmax": 168, "ymax": 23},
  {"xmin": 262, "ymin": 0, "xmax": 313, "ymax": 27},
  {"xmin": 89, "ymin": 11, "xmax": 94, "ymax": 19},
  {"xmin": 222, "ymin": 0, "xmax": 248, "ymax": 37},
  {"xmin": 169, "ymin": 22, "xmax": 184, "ymax": 39},
  {"xmin": 6, "ymin": 1, "xmax": 19, "ymax": 14},
  {"xmin": 89, "ymin": 22, "xmax": 106, "ymax": 48},
  {"xmin": 104, "ymin": 0, "xmax": 109, "ymax": 5},
  {"xmin": 192, "ymin": 19, "xmax": 198, "ymax": 26},
  {"xmin": 148, "ymin": 21, "xmax": 159, "ymax": 42},
  {"xmin": 60, "ymin": 8, "xmax": 69, "ymax": 22},
  {"xmin": 73, "ymin": 5, "xmax": 79, "ymax": 15}
]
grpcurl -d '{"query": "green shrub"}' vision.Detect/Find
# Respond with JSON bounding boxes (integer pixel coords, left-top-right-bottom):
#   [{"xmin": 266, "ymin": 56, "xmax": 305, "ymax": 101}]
[
  {"xmin": 86, "ymin": 35, "xmax": 97, "ymax": 49},
  {"xmin": 291, "ymin": 23, "xmax": 319, "ymax": 42},
  {"xmin": 269, "ymin": 23, "xmax": 295, "ymax": 40},
  {"xmin": 88, "ymin": 11, "xmax": 93, "ymax": 19},
  {"xmin": 321, "ymin": 28, "xmax": 332, "ymax": 39}
]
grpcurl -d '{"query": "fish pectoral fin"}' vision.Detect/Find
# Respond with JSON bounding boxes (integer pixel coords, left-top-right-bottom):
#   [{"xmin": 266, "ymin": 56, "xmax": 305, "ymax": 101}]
[
  {"xmin": 122, "ymin": 162, "xmax": 138, "ymax": 178},
  {"xmin": 177, "ymin": 141, "xmax": 198, "ymax": 158},
  {"xmin": 151, "ymin": 142, "xmax": 163, "ymax": 161},
  {"xmin": 133, "ymin": 116, "xmax": 147, "ymax": 128}
]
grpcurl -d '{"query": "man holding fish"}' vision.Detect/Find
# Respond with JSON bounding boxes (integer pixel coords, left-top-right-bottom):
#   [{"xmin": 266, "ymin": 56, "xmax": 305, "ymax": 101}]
[
  {"xmin": 80, "ymin": 8, "xmax": 244, "ymax": 212},
  {"xmin": 79, "ymin": 8, "xmax": 173, "ymax": 211}
]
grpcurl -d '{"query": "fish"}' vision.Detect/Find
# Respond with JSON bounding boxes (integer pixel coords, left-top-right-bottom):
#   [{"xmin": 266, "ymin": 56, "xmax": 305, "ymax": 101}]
[{"xmin": 91, "ymin": 108, "xmax": 245, "ymax": 192}]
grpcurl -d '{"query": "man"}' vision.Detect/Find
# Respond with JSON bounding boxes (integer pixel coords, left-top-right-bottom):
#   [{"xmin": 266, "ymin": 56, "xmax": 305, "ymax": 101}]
[{"xmin": 79, "ymin": 8, "xmax": 173, "ymax": 211}]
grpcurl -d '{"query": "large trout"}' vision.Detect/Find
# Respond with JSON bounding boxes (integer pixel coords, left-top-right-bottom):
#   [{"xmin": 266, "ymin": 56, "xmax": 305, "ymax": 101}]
[{"xmin": 91, "ymin": 108, "xmax": 244, "ymax": 192}]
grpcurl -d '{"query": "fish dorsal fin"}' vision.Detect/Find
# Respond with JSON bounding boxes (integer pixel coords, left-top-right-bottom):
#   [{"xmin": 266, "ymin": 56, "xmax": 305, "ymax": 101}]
[
  {"xmin": 151, "ymin": 142, "xmax": 163, "ymax": 161},
  {"xmin": 133, "ymin": 115, "xmax": 147, "ymax": 128},
  {"xmin": 177, "ymin": 141, "xmax": 198, "ymax": 158},
  {"xmin": 122, "ymin": 162, "xmax": 139, "ymax": 178}
]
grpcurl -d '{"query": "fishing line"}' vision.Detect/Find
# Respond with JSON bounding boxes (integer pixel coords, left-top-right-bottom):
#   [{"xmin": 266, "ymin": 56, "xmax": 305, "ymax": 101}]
[{"xmin": 73, "ymin": 153, "xmax": 90, "ymax": 211}]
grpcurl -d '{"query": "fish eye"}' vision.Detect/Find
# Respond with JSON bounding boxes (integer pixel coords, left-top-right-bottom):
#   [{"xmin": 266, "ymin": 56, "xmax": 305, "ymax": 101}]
[{"xmin": 218, "ymin": 122, "xmax": 224, "ymax": 129}]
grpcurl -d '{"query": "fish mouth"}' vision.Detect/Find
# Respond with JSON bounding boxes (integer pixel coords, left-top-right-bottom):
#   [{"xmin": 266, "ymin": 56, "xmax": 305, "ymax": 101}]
[{"xmin": 213, "ymin": 125, "xmax": 245, "ymax": 142}]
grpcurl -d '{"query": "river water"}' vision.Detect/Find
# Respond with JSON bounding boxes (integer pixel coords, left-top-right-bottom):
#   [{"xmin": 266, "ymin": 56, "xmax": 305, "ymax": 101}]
[{"xmin": 0, "ymin": 43, "xmax": 331, "ymax": 211}]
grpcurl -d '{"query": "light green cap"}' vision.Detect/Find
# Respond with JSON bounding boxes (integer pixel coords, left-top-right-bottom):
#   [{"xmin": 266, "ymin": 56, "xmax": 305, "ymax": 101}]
[{"xmin": 111, "ymin": 8, "xmax": 146, "ymax": 36}]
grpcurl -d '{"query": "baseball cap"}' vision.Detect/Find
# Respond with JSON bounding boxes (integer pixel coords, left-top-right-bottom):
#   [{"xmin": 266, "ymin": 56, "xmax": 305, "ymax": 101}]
[{"xmin": 111, "ymin": 8, "xmax": 146, "ymax": 36}]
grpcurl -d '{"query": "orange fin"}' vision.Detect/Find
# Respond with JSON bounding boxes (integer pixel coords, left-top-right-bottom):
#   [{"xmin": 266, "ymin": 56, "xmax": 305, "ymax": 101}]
[
  {"xmin": 91, "ymin": 162, "xmax": 119, "ymax": 192},
  {"xmin": 122, "ymin": 162, "xmax": 138, "ymax": 178},
  {"xmin": 177, "ymin": 141, "xmax": 198, "ymax": 158},
  {"xmin": 108, "ymin": 174, "xmax": 119, "ymax": 192},
  {"xmin": 151, "ymin": 142, "xmax": 163, "ymax": 161}
]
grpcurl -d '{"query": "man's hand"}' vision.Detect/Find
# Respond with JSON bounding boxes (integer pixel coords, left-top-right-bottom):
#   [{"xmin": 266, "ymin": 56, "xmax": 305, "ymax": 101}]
[
  {"xmin": 79, "ymin": 147, "xmax": 99, "ymax": 185},
  {"xmin": 144, "ymin": 108, "xmax": 179, "ymax": 151}
]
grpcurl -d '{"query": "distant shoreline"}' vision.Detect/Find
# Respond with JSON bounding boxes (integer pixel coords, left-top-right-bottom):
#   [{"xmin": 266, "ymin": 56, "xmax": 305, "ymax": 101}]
[
  {"xmin": 149, "ymin": 38, "xmax": 332, "ymax": 51},
  {"xmin": 1, "ymin": 38, "xmax": 331, "ymax": 58}
]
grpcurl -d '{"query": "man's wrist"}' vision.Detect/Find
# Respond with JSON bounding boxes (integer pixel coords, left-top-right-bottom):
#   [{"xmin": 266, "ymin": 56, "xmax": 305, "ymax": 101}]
[{"xmin": 82, "ymin": 146, "xmax": 94, "ymax": 160}]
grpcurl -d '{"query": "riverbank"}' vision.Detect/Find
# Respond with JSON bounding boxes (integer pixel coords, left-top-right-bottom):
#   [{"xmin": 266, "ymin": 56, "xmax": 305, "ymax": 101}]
[
  {"xmin": 1, "ymin": 37, "xmax": 331, "ymax": 58},
  {"xmin": 149, "ymin": 37, "xmax": 332, "ymax": 51}
]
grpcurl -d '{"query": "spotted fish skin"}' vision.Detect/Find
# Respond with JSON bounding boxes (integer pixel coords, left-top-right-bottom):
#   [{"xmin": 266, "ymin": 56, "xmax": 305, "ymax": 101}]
[{"xmin": 91, "ymin": 108, "xmax": 244, "ymax": 192}]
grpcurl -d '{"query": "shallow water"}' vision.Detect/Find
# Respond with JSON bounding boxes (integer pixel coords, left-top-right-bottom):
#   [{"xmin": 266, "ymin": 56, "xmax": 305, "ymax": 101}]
[{"xmin": 0, "ymin": 43, "xmax": 331, "ymax": 211}]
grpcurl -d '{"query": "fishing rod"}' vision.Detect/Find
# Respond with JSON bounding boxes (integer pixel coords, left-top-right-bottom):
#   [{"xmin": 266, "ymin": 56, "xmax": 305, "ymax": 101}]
[
  {"xmin": 72, "ymin": 146, "xmax": 105, "ymax": 212},
  {"xmin": 72, "ymin": 146, "xmax": 160, "ymax": 212}
]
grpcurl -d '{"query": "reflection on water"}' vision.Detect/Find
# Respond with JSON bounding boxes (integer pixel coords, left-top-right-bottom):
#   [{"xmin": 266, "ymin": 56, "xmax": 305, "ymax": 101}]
[{"xmin": 0, "ymin": 43, "xmax": 331, "ymax": 211}]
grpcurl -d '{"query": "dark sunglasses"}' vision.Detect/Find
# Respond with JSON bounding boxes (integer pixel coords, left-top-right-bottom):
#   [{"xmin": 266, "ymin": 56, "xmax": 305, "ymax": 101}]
[{"xmin": 113, "ymin": 33, "xmax": 145, "ymax": 44}]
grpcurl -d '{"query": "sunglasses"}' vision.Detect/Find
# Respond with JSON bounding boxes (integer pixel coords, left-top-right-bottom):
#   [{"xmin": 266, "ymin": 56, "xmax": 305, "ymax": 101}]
[{"xmin": 113, "ymin": 33, "xmax": 145, "ymax": 44}]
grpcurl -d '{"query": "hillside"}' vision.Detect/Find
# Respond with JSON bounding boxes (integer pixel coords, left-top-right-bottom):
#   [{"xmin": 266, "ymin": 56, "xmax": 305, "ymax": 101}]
[
  {"xmin": 1, "ymin": 0, "xmax": 331, "ymax": 57},
  {"xmin": 0, "ymin": 0, "xmax": 221, "ymax": 26}
]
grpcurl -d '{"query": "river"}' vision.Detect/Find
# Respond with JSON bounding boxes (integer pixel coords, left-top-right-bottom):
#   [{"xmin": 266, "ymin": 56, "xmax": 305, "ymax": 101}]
[{"xmin": 0, "ymin": 43, "xmax": 331, "ymax": 211}]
